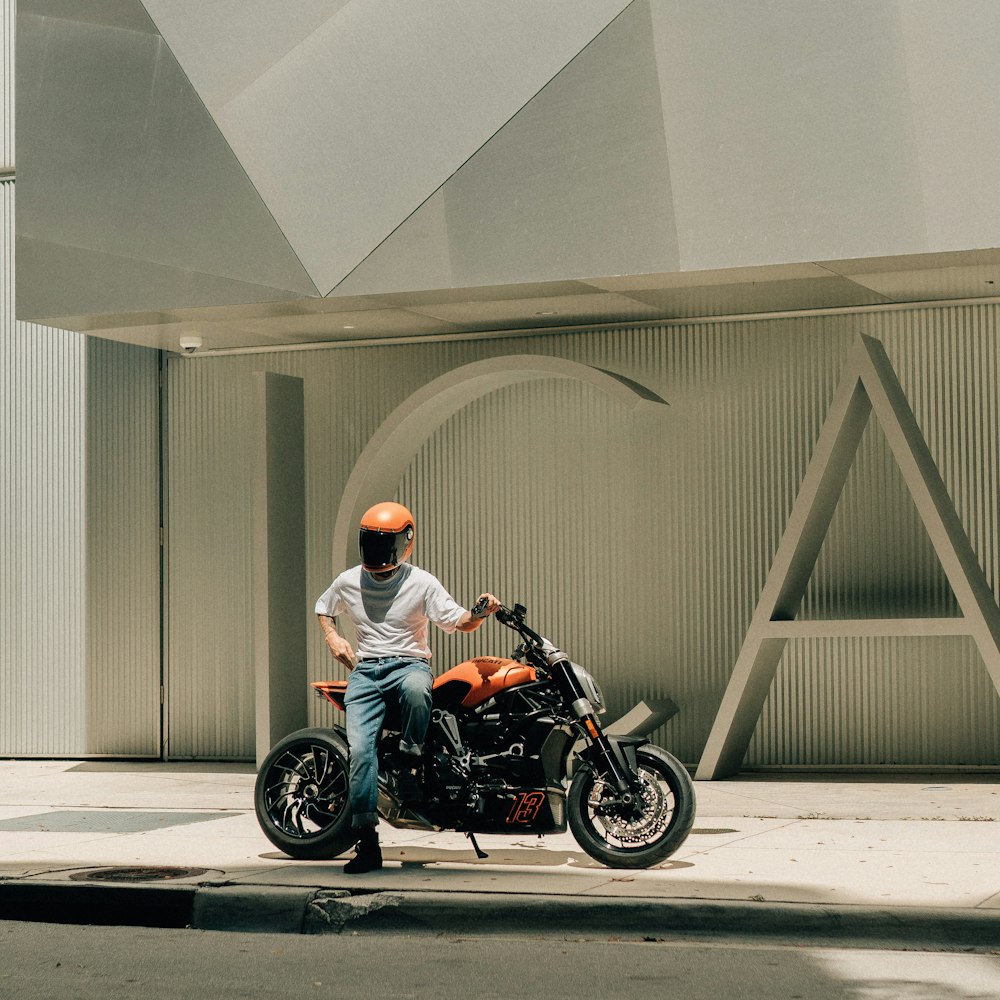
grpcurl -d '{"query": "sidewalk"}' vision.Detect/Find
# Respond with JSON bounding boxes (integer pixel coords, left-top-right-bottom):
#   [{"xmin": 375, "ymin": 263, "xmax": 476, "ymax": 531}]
[{"xmin": 0, "ymin": 760, "xmax": 997, "ymax": 943}]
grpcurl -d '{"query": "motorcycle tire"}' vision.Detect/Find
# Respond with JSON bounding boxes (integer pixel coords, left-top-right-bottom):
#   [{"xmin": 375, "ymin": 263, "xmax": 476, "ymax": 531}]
[
  {"xmin": 568, "ymin": 744, "xmax": 695, "ymax": 869},
  {"xmin": 254, "ymin": 727, "xmax": 356, "ymax": 860}
]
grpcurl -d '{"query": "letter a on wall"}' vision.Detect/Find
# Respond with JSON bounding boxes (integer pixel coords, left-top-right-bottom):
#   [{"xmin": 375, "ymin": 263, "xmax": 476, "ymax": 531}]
[{"xmin": 696, "ymin": 334, "xmax": 1000, "ymax": 779}]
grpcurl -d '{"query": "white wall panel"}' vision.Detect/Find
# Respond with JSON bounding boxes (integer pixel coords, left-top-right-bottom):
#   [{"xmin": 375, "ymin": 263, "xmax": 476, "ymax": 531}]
[
  {"xmin": 2, "ymin": 183, "xmax": 89, "ymax": 753},
  {"xmin": 165, "ymin": 306, "xmax": 1000, "ymax": 766},
  {"xmin": 84, "ymin": 336, "xmax": 161, "ymax": 755},
  {"xmin": 1, "ymin": 0, "xmax": 12, "ymax": 169},
  {"xmin": 164, "ymin": 356, "xmax": 256, "ymax": 758},
  {"xmin": 2, "ymin": 180, "xmax": 161, "ymax": 756},
  {"xmin": 2, "ymin": 4, "xmax": 89, "ymax": 754}
]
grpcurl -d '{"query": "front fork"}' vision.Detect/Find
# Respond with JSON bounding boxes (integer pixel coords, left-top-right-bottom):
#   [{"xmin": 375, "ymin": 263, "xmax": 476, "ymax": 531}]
[{"xmin": 546, "ymin": 653, "xmax": 643, "ymax": 808}]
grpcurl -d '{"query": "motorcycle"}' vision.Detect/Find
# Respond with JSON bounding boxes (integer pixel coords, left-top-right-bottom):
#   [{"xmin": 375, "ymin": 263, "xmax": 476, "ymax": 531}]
[{"xmin": 254, "ymin": 600, "xmax": 695, "ymax": 869}]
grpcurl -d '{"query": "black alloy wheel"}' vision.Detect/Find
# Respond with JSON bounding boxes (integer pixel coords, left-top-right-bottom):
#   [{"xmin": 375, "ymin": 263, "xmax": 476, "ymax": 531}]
[
  {"xmin": 254, "ymin": 727, "xmax": 355, "ymax": 860},
  {"xmin": 568, "ymin": 744, "xmax": 696, "ymax": 869}
]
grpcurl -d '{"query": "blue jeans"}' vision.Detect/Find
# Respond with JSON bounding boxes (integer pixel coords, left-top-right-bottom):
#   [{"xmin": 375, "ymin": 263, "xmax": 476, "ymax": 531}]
[{"xmin": 344, "ymin": 656, "xmax": 433, "ymax": 829}]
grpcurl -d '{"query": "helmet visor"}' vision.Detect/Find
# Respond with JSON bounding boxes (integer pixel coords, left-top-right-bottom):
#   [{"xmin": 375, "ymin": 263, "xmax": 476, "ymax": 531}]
[{"xmin": 359, "ymin": 527, "xmax": 408, "ymax": 570}]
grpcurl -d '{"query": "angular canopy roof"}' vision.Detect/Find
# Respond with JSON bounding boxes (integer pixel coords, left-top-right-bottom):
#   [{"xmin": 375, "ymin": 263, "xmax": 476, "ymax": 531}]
[{"xmin": 15, "ymin": 0, "xmax": 1000, "ymax": 351}]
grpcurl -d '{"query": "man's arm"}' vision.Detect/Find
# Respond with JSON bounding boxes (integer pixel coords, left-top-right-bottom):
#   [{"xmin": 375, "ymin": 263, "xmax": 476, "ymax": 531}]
[
  {"xmin": 455, "ymin": 592, "xmax": 501, "ymax": 633},
  {"xmin": 318, "ymin": 614, "xmax": 357, "ymax": 670}
]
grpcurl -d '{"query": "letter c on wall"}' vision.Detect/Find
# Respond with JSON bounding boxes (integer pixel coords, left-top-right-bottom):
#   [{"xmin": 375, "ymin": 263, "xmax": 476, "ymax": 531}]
[{"xmin": 331, "ymin": 355, "xmax": 667, "ymax": 578}]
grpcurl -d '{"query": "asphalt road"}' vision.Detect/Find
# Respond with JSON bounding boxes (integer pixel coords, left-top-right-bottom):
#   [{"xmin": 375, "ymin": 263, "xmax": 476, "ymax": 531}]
[{"xmin": 1, "ymin": 920, "xmax": 999, "ymax": 1000}]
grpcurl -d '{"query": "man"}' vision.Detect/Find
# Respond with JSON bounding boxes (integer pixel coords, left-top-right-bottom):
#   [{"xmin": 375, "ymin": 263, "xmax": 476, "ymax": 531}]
[{"xmin": 315, "ymin": 500, "xmax": 499, "ymax": 874}]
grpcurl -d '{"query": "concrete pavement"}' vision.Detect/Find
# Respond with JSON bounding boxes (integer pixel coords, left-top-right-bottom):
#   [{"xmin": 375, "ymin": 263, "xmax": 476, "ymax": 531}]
[{"xmin": 0, "ymin": 760, "xmax": 997, "ymax": 943}]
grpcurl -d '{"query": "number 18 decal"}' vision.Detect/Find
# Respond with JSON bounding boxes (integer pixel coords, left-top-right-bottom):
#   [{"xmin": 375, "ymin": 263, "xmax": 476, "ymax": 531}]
[{"xmin": 507, "ymin": 791, "xmax": 545, "ymax": 824}]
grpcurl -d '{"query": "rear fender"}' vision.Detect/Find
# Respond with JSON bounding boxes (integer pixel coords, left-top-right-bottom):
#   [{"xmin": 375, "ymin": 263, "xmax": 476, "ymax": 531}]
[{"xmin": 312, "ymin": 680, "xmax": 348, "ymax": 711}]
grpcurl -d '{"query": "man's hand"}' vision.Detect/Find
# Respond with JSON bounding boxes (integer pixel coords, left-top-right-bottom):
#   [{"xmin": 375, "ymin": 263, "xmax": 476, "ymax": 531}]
[
  {"xmin": 473, "ymin": 592, "xmax": 501, "ymax": 618},
  {"xmin": 325, "ymin": 631, "xmax": 357, "ymax": 670},
  {"xmin": 318, "ymin": 615, "xmax": 356, "ymax": 670},
  {"xmin": 457, "ymin": 592, "xmax": 501, "ymax": 631}
]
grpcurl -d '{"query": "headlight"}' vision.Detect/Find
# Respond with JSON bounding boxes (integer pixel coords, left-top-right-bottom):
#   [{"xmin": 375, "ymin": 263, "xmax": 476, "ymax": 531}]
[{"xmin": 570, "ymin": 663, "xmax": 606, "ymax": 714}]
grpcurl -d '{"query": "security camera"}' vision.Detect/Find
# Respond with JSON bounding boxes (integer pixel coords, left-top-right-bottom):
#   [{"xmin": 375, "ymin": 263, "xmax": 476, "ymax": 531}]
[{"xmin": 179, "ymin": 335, "xmax": 203, "ymax": 355}]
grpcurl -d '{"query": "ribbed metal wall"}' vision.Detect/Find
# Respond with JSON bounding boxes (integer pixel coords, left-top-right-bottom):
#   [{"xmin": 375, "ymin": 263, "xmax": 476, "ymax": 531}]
[
  {"xmin": 395, "ymin": 376, "xmax": 649, "ymax": 717},
  {"xmin": 0, "ymin": 317, "xmax": 89, "ymax": 754},
  {"xmin": 1, "ymin": 181, "xmax": 89, "ymax": 754},
  {"xmin": 757, "ymin": 306, "xmax": 1000, "ymax": 766},
  {"xmin": 84, "ymin": 337, "xmax": 161, "ymax": 756},
  {"xmin": 1, "ymin": 176, "xmax": 8, "ymax": 310},
  {"xmin": 164, "ymin": 307, "xmax": 1000, "ymax": 766},
  {"xmin": 164, "ymin": 356, "xmax": 257, "ymax": 758},
  {"xmin": 1, "ymin": 187, "xmax": 162, "ymax": 756},
  {"xmin": 1, "ymin": 0, "xmax": 12, "ymax": 169},
  {"xmin": 1, "ymin": 5, "xmax": 163, "ymax": 755},
  {"xmin": 1, "ymin": 1, "xmax": 90, "ymax": 754}
]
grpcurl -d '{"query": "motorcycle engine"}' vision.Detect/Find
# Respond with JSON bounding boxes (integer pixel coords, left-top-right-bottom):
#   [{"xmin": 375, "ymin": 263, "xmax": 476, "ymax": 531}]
[{"xmin": 420, "ymin": 694, "xmax": 572, "ymax": 832}]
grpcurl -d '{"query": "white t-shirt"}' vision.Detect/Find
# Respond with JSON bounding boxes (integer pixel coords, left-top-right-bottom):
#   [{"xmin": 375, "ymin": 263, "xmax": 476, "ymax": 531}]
[{"xmin": 314, "ymin": 563, "xmax": 467, "ymax": 660}]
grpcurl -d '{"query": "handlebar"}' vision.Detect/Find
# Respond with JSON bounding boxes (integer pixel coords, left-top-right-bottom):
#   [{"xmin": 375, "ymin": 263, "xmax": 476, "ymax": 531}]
[{"xmin": 471, "ymin": 596, "xmax": 544, "ymax": 646}]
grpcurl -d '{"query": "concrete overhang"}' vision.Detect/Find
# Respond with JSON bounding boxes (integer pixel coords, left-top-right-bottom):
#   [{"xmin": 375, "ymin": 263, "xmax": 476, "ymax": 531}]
[
  {"xmin": 14, "ymin": 1, "xmax": 1000, "ymax": 354},
  {"xmin": 21, "ymin": 248, "xmax": 1000, "ymax": 355}
]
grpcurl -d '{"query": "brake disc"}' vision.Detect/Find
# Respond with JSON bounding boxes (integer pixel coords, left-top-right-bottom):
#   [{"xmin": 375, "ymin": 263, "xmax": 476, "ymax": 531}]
[{"xmin": 590, "ymin": 769, "xmax": 670, "ymax": 843}]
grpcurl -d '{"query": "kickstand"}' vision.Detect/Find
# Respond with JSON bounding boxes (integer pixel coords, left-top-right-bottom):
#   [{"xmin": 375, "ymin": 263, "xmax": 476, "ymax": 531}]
[{"xmin": 466, "ymin": 832, "xmax": 488, "ymax": 859}]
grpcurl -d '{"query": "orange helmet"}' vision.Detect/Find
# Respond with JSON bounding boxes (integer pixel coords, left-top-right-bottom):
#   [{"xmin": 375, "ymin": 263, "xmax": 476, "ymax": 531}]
[{"xmin": 359, "ymin": 502, "xmax": 415, "ymax": 572}]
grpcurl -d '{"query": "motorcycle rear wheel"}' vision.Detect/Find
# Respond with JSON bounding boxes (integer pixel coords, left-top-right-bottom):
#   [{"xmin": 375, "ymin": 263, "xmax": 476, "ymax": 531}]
[
  {"xmin": 568, "ymin": 744, "xmax": 695, "ymax": 869},
  {"xmin": 254, "ymin": 727, "xmax": 355, "ymax": 860}
]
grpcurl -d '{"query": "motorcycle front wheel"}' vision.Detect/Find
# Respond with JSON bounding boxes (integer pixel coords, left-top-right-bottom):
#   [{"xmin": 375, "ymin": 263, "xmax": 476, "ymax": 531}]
[
  {"xmin": 254, "ymin": 727, "xmax": 355, "ymax": 860},
  {"xmin": 568, "ymin": 744, "xmax": 695, "ymax": 869}
]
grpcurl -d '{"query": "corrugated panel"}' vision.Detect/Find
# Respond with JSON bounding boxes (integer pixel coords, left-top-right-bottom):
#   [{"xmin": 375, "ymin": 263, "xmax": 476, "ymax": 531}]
[
  {"xmin": 85, "ymin": 337, "xmax": 161, "ymax": 756},
  {"xmin": 1, "ymin": 181, "xmax": 89, "ymax": 754},
  {"xmin": 1, "ymin": 177, "xmax": 161, "ymax": 757},
  {"xmin": 164, "ymin": 307, "xmax": 1000, "ymax": 766},
  {"xmin": 395, "ymin": 377, "xmax": 648, "ymax": 711},
  {"xmin": 764, "ymin": 636, "xmax": 995, "ymax": 766},
  {"xmin": 1, "ymin": 176, "xmax": 8, "ymax": 307},
  {"xmin": 1, "ymin": 0, "xmax": 12, "ymax": 169},
  {"xmin": 164, "ymin": 355, "xmax": 257, "ymax": 759},
  {"xmin": 750, "ymin": 307, "xmax": 1000, "ymax": 766},
  {"xmin": 0, "ymin": 2, "xmax": 162, "ymax": 757}
]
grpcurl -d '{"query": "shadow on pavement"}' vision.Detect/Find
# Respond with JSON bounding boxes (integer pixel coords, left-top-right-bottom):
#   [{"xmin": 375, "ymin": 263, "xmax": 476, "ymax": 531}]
[
  {"xmin": 67, "ymin": 761, "xmax": 255, "ymax": 775},
  {"xmin": 258, "ymin": 844, "xmax": 696, "ymax": 871}
]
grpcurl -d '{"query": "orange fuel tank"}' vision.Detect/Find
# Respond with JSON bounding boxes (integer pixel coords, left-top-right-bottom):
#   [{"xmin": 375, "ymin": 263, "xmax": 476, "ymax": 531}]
[{"xmin": 432, "ymin": 656, "xmax": 537, "ymax": 709}]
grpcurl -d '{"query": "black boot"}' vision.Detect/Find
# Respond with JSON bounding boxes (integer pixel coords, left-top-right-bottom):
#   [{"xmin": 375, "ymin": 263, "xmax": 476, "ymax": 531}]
[{"xmin": 343, "ymin": 827, "xmax": 382, "ymax": 874}]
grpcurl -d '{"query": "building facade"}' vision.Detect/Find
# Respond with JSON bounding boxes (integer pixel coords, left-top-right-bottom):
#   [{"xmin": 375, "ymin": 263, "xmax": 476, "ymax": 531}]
[{"xmin": 3, "ymin": 1, "xmax": 1000, "ymax": 769}]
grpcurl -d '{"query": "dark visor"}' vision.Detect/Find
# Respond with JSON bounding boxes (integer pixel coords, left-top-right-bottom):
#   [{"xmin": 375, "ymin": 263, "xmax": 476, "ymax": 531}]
[{"xmin": 359, "ymin": 528, "xmax": 404, "ymax": 569}]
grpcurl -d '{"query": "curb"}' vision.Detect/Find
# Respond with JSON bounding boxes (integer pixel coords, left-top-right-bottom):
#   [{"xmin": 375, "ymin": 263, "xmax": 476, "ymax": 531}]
[
  {"xmin": 303, "ymin": 891, "xmax": 1000, "ymax": 948},
  {"xmin": 2, "ymin": 880, "xmax": 999, "ymax": 946}
]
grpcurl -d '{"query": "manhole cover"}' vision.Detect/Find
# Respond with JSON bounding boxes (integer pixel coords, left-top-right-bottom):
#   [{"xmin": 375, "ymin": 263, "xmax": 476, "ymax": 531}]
[{"xmin": 69, "ymin": 866, "xmax": 208, "ymax": 883}]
